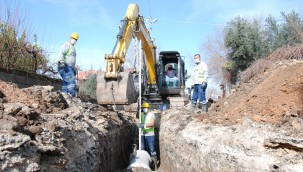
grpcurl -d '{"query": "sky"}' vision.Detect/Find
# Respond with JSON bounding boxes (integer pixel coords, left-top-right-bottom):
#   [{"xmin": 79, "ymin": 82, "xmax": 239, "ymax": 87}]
[{"xmin": 2, "ymin": 0, "xmax": 302, "ymax": 80}]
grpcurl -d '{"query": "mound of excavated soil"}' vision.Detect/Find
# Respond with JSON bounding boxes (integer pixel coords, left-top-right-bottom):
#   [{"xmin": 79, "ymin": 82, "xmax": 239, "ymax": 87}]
[
  {"xmin": 0, "ymin": 81, "xmax": 36, "ymax": 105},
  {"xmin": 0, "ymin": 81, "xmax": 69, "ymax": 113},
  {"xmin": 159, "ymin": 59, "xmax": 303, "ymax": 172},
  {"xmin": 197, "ymin": 60, "xmax": 303, "ymax": 125},
  {"xmin": 0, "ymin": 80, "xmax": 137, "ymax": 172}
]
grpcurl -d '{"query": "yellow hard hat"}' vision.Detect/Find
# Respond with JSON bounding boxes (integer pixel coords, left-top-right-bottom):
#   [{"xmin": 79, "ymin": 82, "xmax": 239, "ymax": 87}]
[
  {"xmin": 142, "ymin": 102, "xmax": 149, "ymax": 108},
  {"xmin": 70, "ymin": 32, "xmax": 79, "ymax": 40}
]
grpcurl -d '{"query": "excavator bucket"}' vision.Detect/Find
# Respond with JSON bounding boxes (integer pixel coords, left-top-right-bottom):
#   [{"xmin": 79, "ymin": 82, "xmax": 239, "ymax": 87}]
[{"xmin": 96, "ymin": 71, "xmax": 138, "ymax": 105}]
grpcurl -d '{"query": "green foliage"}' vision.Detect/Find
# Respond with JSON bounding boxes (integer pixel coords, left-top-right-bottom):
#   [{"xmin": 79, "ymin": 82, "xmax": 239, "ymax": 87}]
[
  {"xmin": 0, "ymin": 1, "xmax": 48, "ymax": 73},
  {"xmin": 265, "ymin": 11, "xmax": 303, "ymax": 52},
  {"xmin": 224, "ymin": 61, "xmax": 233, "ymax": 70},
  {"xmin": 264, "ymin": 15, "xmax": 280, "ymax": 51},
  {"xmin": 224, "ymin": 17, "xmax": 268, "ymax": 71},
  {"xmin": 224, "ymin": 10, "xmax": 303, "ymax": 72},
  {"xmin": 79, "ymin": 74, "xmax": 97, "ymax": 99}
]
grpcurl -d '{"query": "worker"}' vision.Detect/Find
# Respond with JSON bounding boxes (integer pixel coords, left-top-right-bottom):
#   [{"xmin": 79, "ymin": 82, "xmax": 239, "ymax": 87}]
[
  {"xmin": 165, "ymin": 64, "xmax": 178, "ymax": 87},
  {"xmin": 139, "ymin": 102, "xmax": 158, "ymax": 169},
  {"xmin": 191, "ymin": 54, "xmax": 208, "ymax": 112},
  {"xmin": 57, "ymin": 32, "xmax": 79, "ymax": 97}
]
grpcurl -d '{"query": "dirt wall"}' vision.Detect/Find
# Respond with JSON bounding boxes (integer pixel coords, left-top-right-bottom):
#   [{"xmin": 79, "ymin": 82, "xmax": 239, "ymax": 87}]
[
  {"xmin": 0, "ymin": 84, "xmax": 138, "ymax": 172},
  {"xmin": 159, "ymin": 111, "xmax": 303, "ymax": 172},
  {"xmin": 0, "ymin": 68, "xmax": 61, "ymax": 90}
]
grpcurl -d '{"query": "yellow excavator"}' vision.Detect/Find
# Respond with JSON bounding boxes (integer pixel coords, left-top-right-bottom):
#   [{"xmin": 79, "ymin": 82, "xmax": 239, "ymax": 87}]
[
  {"xmin": 96, "ymin": 4, "xmax": 186, "ymax": 108},
  {"xmin": 96, "ymin": 3, "xmax": 158, "ymax": 106},
  {"xmin": 97, "ymin": 4, "xmax": 186, "ymax": 169}
]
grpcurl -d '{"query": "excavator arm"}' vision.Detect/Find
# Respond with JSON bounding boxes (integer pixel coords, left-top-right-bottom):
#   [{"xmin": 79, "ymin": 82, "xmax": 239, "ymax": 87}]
[
  {"xmin": 105, "ymin": 4, "xmax": 156, "ymax": 84},
  {"xmin": 97, "ymin": 4, "xmax": 157, "ymax": 105}
]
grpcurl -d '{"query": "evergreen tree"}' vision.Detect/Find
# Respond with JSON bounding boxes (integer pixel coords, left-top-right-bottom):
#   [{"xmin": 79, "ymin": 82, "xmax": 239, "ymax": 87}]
[{"xmin": 224, "ymin": 17, "xmax": 267, "ymax": 70}]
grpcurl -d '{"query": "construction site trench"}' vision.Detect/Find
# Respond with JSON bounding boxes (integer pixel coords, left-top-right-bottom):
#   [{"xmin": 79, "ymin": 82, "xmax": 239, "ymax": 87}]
[{"xmin": 1, "ymin": 59, "xmax": 303, "ymax": 171}]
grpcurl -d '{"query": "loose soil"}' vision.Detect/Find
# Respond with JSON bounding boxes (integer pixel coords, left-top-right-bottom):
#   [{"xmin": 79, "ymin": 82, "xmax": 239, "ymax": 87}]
[
  {"xmin": 197, "ymin": 60, "xmax": 303, "ymax": 125},
  {"xmin": 1, "ymin": 60, "xmax": 303, "ymax": 126}
]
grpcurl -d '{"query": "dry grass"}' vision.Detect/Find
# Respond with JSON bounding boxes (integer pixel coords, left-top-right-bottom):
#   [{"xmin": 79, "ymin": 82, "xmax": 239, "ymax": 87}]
[
  {"xmin": 240, "ymin": 44, "xmax": 303, "ymax": 83},
  {"xmin": 239, "ymin": 58, "xmax": 274, "ymax": 83},
  {"xmin": 267, "ymin": 44, "xmax": 303, "ymax": 61}
]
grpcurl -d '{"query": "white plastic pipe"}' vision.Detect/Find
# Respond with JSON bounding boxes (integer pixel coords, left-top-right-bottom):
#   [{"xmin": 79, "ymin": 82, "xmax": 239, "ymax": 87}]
[
  {"xmin": 138, "ymin": 39, "xmax": 142, "ymax": 150},
  {"xmin": 127, "ymin": 149, "xmax": 151, "ymax": 170},
  {"xmin": 128, "ymin": 39, "xmax": 151, "ymax": 170}
]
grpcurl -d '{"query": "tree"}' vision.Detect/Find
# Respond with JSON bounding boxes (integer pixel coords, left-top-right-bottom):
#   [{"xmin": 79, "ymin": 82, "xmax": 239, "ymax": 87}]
[
  {"xmin": 0, "ymin": 0, "xmax": 49, "ymax": 73},
  {"xmin": 200, "ymin": 27, "xmax": 230, "ymax": 97},
  {"xmin": 224, "ymin": 16, "xmax": 268, "ymax": 71},
  {"xmin": 264, "ymin": 15, "xmax": 280, "ymax": 51},
  {"xmin": 202, "ymin": 28, "xmax": 228, "ymax": 84},
  {"xmin": 79, "ymin": 74, "xmax": 97, "ymax": 99},
  {"xmin": 264, "ymin": 11, "xmax": 303, "ymax": 52},
  {"xmin": 280, "ymin": 11, "xmax": 303, "ymax": 45}
]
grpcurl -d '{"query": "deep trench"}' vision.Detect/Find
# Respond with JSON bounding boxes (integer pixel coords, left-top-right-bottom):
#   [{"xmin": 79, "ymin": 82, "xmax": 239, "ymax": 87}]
[{"xmin": 104, "ymin": 113, "xmax": 162, "ymax": 172}]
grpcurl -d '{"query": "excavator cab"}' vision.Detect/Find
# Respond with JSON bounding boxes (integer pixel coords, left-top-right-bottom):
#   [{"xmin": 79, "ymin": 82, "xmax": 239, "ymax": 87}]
[
  {"xmin": 158, "ymin": 51, "xmax": 185, "ymax": 96},
  {"xmin": 96, "ymin": 4, "xmax": 187, "ymax": 110}
]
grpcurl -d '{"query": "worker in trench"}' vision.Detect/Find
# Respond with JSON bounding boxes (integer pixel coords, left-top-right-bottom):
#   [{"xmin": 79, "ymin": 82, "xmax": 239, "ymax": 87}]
[
  {"xmin": 139, "ymin": 102, "xmax": 158, "ymax": 169},
  {"xmin": 57, "ymin": 32, "xmax": 79, "ymax": 97}
]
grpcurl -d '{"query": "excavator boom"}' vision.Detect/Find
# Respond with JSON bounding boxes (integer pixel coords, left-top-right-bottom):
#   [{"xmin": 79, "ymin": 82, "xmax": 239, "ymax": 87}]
[{"xmin": 97, "ymin": 4, "xmax": 157, "ymax": 105}]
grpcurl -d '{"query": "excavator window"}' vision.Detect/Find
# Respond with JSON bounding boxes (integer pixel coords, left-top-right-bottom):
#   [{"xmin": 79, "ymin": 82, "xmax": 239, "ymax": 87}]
[{"xmin": 164, "ymin": 63, "xmax": 179, "ymax": 87}]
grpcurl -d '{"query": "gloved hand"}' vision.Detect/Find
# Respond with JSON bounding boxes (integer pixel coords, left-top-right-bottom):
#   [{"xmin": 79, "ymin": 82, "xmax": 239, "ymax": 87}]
[
  {"xmin": 201, "ymin": 82, "xmax": 207, "ymax": 90},
  {"xmin": 58, "ymin": 61, "xmax": 65, "ymax": 69}
]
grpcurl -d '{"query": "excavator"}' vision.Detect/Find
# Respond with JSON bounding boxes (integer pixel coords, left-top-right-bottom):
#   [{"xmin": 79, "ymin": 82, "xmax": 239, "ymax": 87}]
[
  {"xmin": 96, "ymin": 4, "xmax": 186, "ymax": 109},
  {"xmin": 96, "ymin": 4, "xmax": 187, "ymax": 170}
]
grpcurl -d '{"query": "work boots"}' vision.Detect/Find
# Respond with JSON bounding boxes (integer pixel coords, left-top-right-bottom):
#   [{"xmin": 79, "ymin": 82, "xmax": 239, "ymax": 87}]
[
  {"xmin": 151, "ymin": 156, "xmax": 158, "ymax": 170},
  {"xmin": 62, "ymin": 93, "xmax": 73, "ymax": 106},
  {"xmin": 190, "ymin": 103, "xmax": 197, "ymax": 112},
  {"xmin": 201, "ymin": 103, "xmax": 208, "ymax": 112}
]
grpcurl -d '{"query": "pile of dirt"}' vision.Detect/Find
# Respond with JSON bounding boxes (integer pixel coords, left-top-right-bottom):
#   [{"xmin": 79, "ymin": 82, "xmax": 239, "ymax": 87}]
[
  {"xmin": 158, "ymin": 59, "xmax": 303, "ymax": 172},
  {"xmin": 199, "ymin": 60, "xmax": 303, "ymax": 126},
  {"xmin": 0, "ymin": 80, "xmax": 36, "ymax": 105}
]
